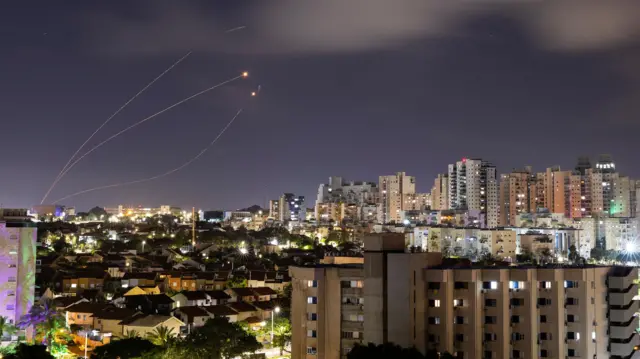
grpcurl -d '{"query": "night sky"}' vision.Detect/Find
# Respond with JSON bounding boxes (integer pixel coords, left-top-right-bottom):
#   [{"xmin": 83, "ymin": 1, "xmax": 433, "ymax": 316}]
[{"xmin": 2, "ymin": 1, "xmax": 640, "ymax": 211}]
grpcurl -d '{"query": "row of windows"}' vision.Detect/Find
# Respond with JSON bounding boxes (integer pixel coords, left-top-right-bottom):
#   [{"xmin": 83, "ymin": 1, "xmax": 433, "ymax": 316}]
[
  {"xmin": 429, "ymin": 280, "xmax": 583, "ymax": 291},
  {"xmin": 446, "ymin": 348, "xmax": 579, "ymax": 358},
  {"xmin": 430, "ymin": 297, "xmax": 581, "ymax": 308},
  {"xmin": 429, "ymin": 314, "xmax": 581, "ymax": 325}
]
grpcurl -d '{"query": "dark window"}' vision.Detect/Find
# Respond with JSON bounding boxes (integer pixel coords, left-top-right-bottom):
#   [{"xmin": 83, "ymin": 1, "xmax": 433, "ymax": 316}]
[
  {"xmin": 511, "ymin": 315, "xmax": 520, "ymax": 324},
  {"xmin": 510, "ymin": 298, "xmax": 524, "ymax": 306},
  {"xmin": 540, "ymin": 315, "xmax": 547, "ymax": 323},
  {"xmin": 484, "ymin": 350, "xmax": 493, "ymax": 359},
  {"xmin": 567, "ymin": 332, "xmax": 576, "ymax": 340},
  {"xmin": 428, "ymin": 282, "xmax": 441, "ymax": 290},
  {"xmin": 512, "ymin": 350, "xmax": 521, "ymax": 359},
  {"xmin": 485, "ymin": 299, "xmax": 497, "ymax": 307},
  {"xmin": 539, "ymin": 333, "xmax": 551, "ymax": 341},
  {"xmin": 455, "ymin": 334, "xmax": 464, "ymax": 342},
  {"xmin": 540, "ymin": 349, "xmax": 549, "ymax": 358},
  {"xmin": 484, "ymin": 316, "xmax": 496, "ymax": 324},
  {"xmin": 567, "ymin": 315, "xmax": 576, "ymax": 323},
  {"xmin": 455, "ymin": 316, "xmax": 465, "ymax": 324},
  {"xmin": 566, "ymin": 297, "xmax": 578, "ymax": 306},
  {"xmin": 454, "ymin": 282, "xmax": 468, "ymax": 290},
  {"xmin": 568, "ymin": 349, "xmax": 576, "ymax": 357},
  {"xmin": 537, "ymin": 298, "xmax": 551, "ymax": 306}
]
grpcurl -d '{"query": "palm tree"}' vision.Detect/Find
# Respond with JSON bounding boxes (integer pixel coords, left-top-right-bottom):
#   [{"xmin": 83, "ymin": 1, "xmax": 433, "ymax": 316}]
[
  {"xmin": 124, "ymin": 329, "xmax": 139, "ymax": 338},
  {"xmin": 146, "ymin": 325, "xmax": 175, "ymax": 346}
]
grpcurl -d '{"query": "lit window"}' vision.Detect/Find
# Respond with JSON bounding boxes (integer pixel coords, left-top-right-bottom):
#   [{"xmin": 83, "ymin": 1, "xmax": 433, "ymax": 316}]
[
  {"xmin": 490, "ymin": 281, "xmax": 498, "ymax": 290},
  {"xmin": 308, "ymin": 280, "xmax": 318, "ymax": 288},
  {"xmin": 434, "ymin": 299, "xmax": 440, "ymax": 307},
  {"xmin": 307, "ymin": 296, "xmax": 317, "ymax": 304},
  {"xmin": 71, "ymin": 283, "xmax": 77, "ymax": 288}
]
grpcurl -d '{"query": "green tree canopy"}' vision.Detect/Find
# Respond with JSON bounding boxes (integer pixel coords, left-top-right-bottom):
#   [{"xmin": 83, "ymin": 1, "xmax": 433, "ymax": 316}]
[
  {"xmin": 90, "ymin": 337, "xmax": 156, "ymax": 359},
  {"xmin": 5, "ymin": 344, "xmax": 53, "ymax": 359}
]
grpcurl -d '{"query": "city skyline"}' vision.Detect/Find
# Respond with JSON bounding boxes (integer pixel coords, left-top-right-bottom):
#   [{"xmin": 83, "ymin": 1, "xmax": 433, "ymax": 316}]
[{"xmin": 3, "ymin": 2, "xmax": 640, "ymax": 210}]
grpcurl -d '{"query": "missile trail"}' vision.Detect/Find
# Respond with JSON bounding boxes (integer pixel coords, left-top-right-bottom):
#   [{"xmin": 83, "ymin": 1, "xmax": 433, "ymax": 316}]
[
  {"xmin": 40, "ymin": 51, "xmax": 192, "ymax": 204},
  {"xmin": 52, "ymin": 109, "xmax": 243, "ymax": 204},
  {"xmin": 224, "ymin": 26, "xmax": 246, "ymax": 33},
  {"xmin": 46, "ymin": 72, "xmax": 247, "ymax": 202}
]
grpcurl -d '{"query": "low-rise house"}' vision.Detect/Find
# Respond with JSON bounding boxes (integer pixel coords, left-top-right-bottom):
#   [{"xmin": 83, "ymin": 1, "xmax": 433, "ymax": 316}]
[
  {"xmin": 204, "ymin": 290, "xmax": 231, "ymax": 306},
  {"xmin": 204, "ymin": 305, "xmax": 239, "ymax": 322},
  {"xmin": 226, "ymin": 302, "xmax": 259, "ymax": 321},
  {"xmin": 173, "ymin": 306, "xmax": 211, "ymax": 332},
  {"xmin": 119, "ymin": 314, "xmax": 184, "ymax": 338},
  {"xmin": 226, "ymin": 288, "xmax": 257, "ymax": 303},
  {"xmin": 123, "ymin": 285, "xmax": 161, "ymax": 296},
  {"xmin": 250, "ymin": 287, "xmax": 278, "ymax": 301},
  {"xmin": 124, "ymin": 294, "xmax": 175, "ymax": 315},
  {"xmin": 59, "ymin": 272, "xmax": 105, "ymax": 294},
  {"xmin": 65, "ymin": 302, "xmax": 111, "ymax": 328},
  {"xmin": 171, "ymin": 291, "xmax": 209, "ymax": 308},
  {"xmin": 121, "ymin": 272, "xmax": 157, "ymax": 289},
  {"xmin": 52, "ymin": 296, "xmax": 89, "ymax": 311},
  {"xmin": 92, "ymin": 307, "xmax": 140, "ymax": 338}
]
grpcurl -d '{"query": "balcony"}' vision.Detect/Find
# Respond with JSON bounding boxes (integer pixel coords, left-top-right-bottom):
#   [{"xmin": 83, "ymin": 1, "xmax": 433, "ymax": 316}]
[
  {"xmin": 610, "ymin": 316, "xmax": 640, "ymax": 340},
  {"xmin": 610, "ymin": 301, "xmax": 640, "ymax": 323},
  {"xmin": 611, "ymin": 350, "xmax": 640, "ymax": 359},
  {"xmin": 608, "ymin": 268, "xmax": 638, "ymax": 291},
  {"xmin": 342, "ymin": 287, "xmax": 363, "ymax": 295},
  {"xmin": 610, "ymin": 284, "xmax": 639, "ymax": 306},
  {"xmin": 342, "ymin": 320, "xmax": 364, "ymax": 330},
  {"xmin": 341, "ymin": 303, "xmax": 364, "ymax": 313},
  {"xmin": 610, "ymin": 334, "xmax": 640, "ymax": 357}
]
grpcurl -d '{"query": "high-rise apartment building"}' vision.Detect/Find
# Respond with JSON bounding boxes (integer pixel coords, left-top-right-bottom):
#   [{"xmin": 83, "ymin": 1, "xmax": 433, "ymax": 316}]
[
  {"xmin": 290, "ymin": 234, "xmax": 639, "ymax": 359},
  {"xmin": 316, "ymin": 177, "xmax": 378, "ymax": 207},
  {"xmin": 269, "ymin": 199, "xmax": 280, "ymax": 220},
  {"xmin": 430, "ymin": 174, "xmax": 449, "ymax": 210},
  {"xmin": 378, "ymin": 172, "xmax": 416, "ymax": 224},
  {"xmin": 403, "ymin": 193, "xmax": 432, "ymax": 211},
  {"xmin": 424, "ymin": 265, "xmax": 638, "ymax": 359},
  {"xmin": 290, "ymin": 264, "xmax": 364, "ymax": 359},
  {"xmin": 0, "ymin": 209, "xmax": 37, "ymax": 327},
  {"xmin": 278, "ymin": 193, "xmax": 305, "ymax": 222},
  {"xmin": 499, "ymin": 168, "xmax": 535, "ymax": 226},
  {"xmin": 446, "ymin": 159, "xmax": 498, "ymax": 228}
]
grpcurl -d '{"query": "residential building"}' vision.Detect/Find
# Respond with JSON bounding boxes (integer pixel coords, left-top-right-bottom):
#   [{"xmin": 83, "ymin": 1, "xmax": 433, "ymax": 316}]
[
  {"xmin": 430, "ymin": 174, "xmax": 449, "ymax": 211},
  {"xmin": 290, "ymin": 263, "xmax": 364, "ymax": 359},
  {"xmin": 269, "ymin": 199, "xmax": 280, "ymax": 220},
  {"xmin": 278, "ymin": 193, "xmax": 305, "ymax": 222},
  {"xmin": 499, "ymin": 168, "xmax": 534, "ymax": 226},
  {"xmin": 404, "ymin": 193, "xmax": 432, "ymax": 211},
  {"xmin": 92, "ymin": 307, "xmax": 140, "ymax": 338},
  {"xmin": 446, "ymin": 159, "xmax": 499, "ymax": 228},
  {"xmin": 424, "ymin": 265, "xmax": 639, "ymax": 359},
  {"xmin": 0, "ymin": 210, "xmax": 37, "ymax": 327},
  {"xmin": 316, "ymin": 177, "xmax": 378, "ymax": 207},
  {"xmin": 120, "ymin": 314, "xmax": 184, "ymax": 338},
  {"xmin": 378, "ymin": 172, "xmax": 416, "ymax": 224}
]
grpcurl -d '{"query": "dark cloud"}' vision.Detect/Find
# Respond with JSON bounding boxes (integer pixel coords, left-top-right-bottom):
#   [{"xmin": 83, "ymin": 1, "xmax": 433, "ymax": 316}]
[{"xmin": 84, "ymin": 1, "xmax": 640, "ymax": 57}]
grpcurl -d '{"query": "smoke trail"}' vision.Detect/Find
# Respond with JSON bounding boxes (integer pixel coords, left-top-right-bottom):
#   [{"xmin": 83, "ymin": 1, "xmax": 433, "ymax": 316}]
[
  {"xmin": 40, "ymin": 51, "xmax": 192, "ymax": 204},
  {"xmin": 46, "ymin": 73, "xmax": 246, "ymax": 202},
  {"xmin": 52, "ymin": 109, "xmax": 243, "ymax": 204}
]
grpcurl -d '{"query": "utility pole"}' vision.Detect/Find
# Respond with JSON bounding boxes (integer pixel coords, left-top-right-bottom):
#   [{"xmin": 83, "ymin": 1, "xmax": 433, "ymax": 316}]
[{"xmin": 191, "ymin": 207, "xmax": 196, "ymax": 250}]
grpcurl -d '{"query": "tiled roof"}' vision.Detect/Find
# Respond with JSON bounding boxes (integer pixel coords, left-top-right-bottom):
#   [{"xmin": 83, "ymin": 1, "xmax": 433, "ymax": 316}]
[
  {"xmin": 229, "ymin": 288, "xmax": 255, "ymax": 297},
  {"xmin": 205, "ymin": 290, "xmax": 231, "ymax": 300},
  {"xmin": 251, "ymin": 301, "xmax": 276, "ymax": 311},
  {"xmin": 204, "ymin": 305, "xmax": 237, "ymax": 317},
  {"xmin": 93, "ymin": 307, "xmax": 138, "ymax": 321},
  {"xmin": 251, "ymin": 287, "xmax": 277, "ymax": 296},
  {"xmin": 179, "ymin": 291, "xmax": 208, "ymax": 301},
  {"xmin": 66, "ymin": 302, "xmax": 110, "ymax": 314},
  {"xmin": 175, "ymin": 306, "xmax": 210, "ymax": 320},
  {"xmin": 226, "ymin": 301, "xmax": 256, "ymax": 313},
  {"xmin": 119, "ymin": 314, "xmax": 182, "ymax": 327}
]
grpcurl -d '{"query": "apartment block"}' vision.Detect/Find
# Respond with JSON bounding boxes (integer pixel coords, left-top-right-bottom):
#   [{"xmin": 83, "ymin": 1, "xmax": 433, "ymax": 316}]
[
  {"xmin": 0, "ymin": 209, "xmax": 37, "ymax": 327},
  {"xmin": 446, "ymin": 159, "xmax": 499, "ymax": 228},
  {"xmin": 378, "ymin": 172, "xmax": 416, "ymax": 224},
  {"xmin": 431, "ymin": 174, "xmax": 450, "ymax": 211},
  {"xmin": 424, "ymin": 265, "xmax": 639, "ymax": 359},
  {"xmin": 290, "ymin": 264, "xmax": 364, "ymax": 359}
]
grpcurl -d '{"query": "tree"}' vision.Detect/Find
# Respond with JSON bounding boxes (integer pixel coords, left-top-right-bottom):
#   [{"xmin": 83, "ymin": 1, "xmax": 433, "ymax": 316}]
[
  {"xmin": 271, "ymin": 317, "xmax": 291, "ymax": 355},
  {"xmin": 225, "ymin": 276, "xmax": 247, "ymax": 289},
  {"xmin": 123, "ymin": 329, "xmax": 139, "ymax": 338},
  {"xmin": 348, "ymin": 343, "xmax": 425, "ymax": 359},
  {"xmin": 18, "ymin": 300, "xmax": 64, "ymax": 349},
  {"xmin": 568, "ymin": 245, "xmax": 580, "ymax": 263},
  {"xmin": 0, "ymin": 315, "xmax": 18, "ymax": 339},
  {"xmin": 5, "ymin": 344, "xmax": 53, "ymax": 359},
  {"xmin": 90, "ymin": 337, "xmax": 156, "ymax": 359},
  {"xmin": 176, "ymin": 317, "xmax": 261, "ymax": 359},
  {"xmin": 146, "ymin": 325, "xmax": 175, "ymax": 346}
]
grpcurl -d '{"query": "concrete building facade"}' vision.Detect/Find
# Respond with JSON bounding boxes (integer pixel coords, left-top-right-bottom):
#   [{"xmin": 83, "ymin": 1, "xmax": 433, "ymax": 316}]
[{"xmin": 378, "ymin": 172, "xmax": 416, "ymax": 224}]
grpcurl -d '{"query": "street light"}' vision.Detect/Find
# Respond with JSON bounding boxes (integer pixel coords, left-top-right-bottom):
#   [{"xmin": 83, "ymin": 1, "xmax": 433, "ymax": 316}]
[
  {"xmin": 142, "ymin": 240, "xmax": 146, "ymax": 253},
  {"xmin": 271, "ymin": 306, "xmax": 281, "ymax": 344}
]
